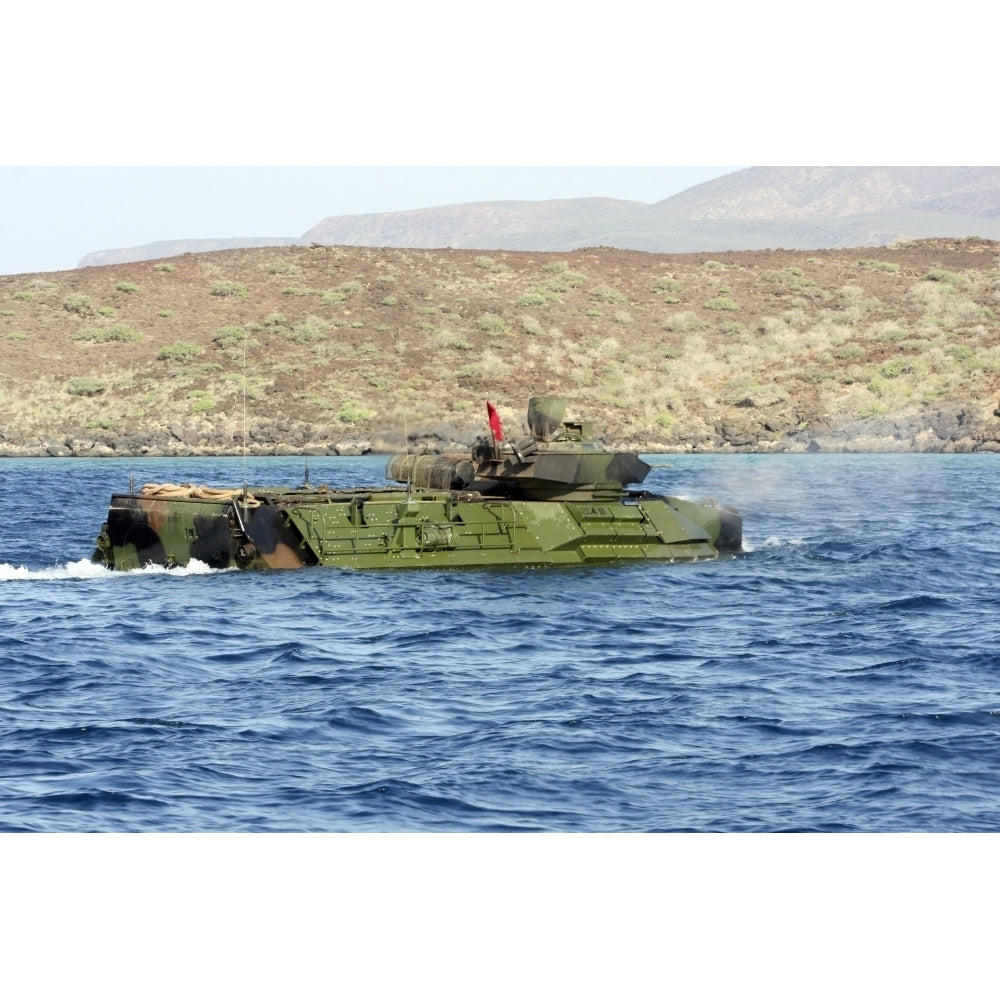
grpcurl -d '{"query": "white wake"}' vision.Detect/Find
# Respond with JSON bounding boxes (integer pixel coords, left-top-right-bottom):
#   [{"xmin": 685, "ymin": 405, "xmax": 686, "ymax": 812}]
[{"xmin": 0, "ymin": 558, "xmax": 225, "ymax": 581}]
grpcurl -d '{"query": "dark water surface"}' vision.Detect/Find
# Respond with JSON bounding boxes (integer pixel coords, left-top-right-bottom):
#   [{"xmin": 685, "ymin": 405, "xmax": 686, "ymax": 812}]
[{"xmin": 2, "ymin": 453, "xmax": 998, "ymax": 831}]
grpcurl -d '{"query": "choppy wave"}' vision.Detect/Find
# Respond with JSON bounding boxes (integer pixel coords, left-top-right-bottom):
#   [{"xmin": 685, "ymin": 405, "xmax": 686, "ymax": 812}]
[{"xmin": 2, "ymin": 453, "xmax": 999, "ymax": 831}]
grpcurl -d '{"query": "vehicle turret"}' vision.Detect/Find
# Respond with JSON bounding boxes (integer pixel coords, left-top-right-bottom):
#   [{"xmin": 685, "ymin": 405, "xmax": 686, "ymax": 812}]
[{"xmin": 387, "ymin": 397, "xmax": 652, "ymax": 500}]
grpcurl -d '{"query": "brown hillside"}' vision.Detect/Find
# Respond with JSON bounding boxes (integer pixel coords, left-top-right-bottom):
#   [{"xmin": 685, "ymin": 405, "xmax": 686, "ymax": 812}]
[{"xmin": 2, "ymin": 238, "xmax": 1000, "ymax": 457}]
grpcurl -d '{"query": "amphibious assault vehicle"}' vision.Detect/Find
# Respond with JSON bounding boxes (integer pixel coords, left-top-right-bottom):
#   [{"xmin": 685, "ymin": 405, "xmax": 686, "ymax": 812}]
[{"xmin": 92, "ymin": 397, "xmax": 741, "ymax": 571}]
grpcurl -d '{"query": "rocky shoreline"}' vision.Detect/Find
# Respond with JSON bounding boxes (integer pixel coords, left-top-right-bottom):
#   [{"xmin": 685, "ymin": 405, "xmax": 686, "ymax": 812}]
[{"xmin": 3, "ymin": 402, "xmax": 999, "ymax": 459}]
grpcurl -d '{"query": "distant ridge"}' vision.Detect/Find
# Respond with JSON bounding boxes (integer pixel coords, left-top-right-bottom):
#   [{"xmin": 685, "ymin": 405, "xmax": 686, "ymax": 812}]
[
  {"xmin": 79, "ymin": 236, "xmax": 299, "ymax": 268},
  {"xmin": 300, "ymin": 197, "xmax": 653, "ymax": 252},
  {"xmin": 651, "ymin": 166, "xmax": 1000, "ymax": 219},
  {"xmin": 78, "ymin": 167, "xmax": 1000, "ymax": 266}
]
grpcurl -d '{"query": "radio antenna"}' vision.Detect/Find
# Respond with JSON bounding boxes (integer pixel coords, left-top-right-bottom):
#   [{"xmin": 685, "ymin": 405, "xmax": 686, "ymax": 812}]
[
  {"xmin": 242, "ymin": 325, "xmax": 249, "ymax": 500},
  {"xmin": 403, "ymin": 409, "xmax": 411, "ymax": 494}
]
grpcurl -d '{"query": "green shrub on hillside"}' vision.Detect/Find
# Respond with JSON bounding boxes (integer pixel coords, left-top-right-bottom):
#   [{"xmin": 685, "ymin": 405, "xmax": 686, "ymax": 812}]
[
  {"xmin": 158, "ymin": 341, "xmax": 203, "ymax": 362},
  {"xmin": 591, "ymin": 286, "xmax": 627, "ymax": 304},
  {"xmin": 337, "ymin": 402, "xmax": 375, "ymax": 423},
  {"xmin": 653, "ymin": 276, "xmax": 683, "ymax": 295},
  {"xmin": 116, "ymin": 282, "xmax": 139, "ymax": 293},
  {"xmin": 923, "ymin": 269, "xmax": 965, "ymax": 286},
  {"xmin": 153, "ymin": 262, "xmax": 176, "ymax": 272},
  {"xmin": 873, "ymin": 323, "xmax": 909, "ymax": 342},
  {"xmin": 287, "ymin": 317, "xmax": 328, "ymax": 344},
  {"xmin": 436, "ymin": 330, "xmax": 473, "ymax": 350},
  {"xmin": 360, "ymin": 371, "xmax": 394, "ymax": 390},
  {"xmin": 878, "ymin": 358, "xmax": 917, "ymax": 379},
  {"xmin": 858, "ymin": 259, "xmax": 899, "ymax": 273},
  {"xmin": 761, "ymin": 267, "xmax": 816, "ymax": 289},
  {"xmin": 834, "ymin": 345, "xmax": 867, "ymax": 361},
  {"xmin": 704, "ymin": 295, "xmax": 739, "ymax": 311},
  {"xmin": 67, "ymin": 376, "xmax": 106, "ymax": 396},
  {"xmin": 213, "ymin": 326, "xmax": 246, "ymax": 349},
  {"xmin": 187, "ymin": 390, "xmax": 215, "ymax": 414},
  {"xmin": 476, "ymin": 312, "xmax": 507, "ymax": 333},
  {"xmin": 857, "ymin": 400, "xmax": 889, "ymax": 417},
  {"xmin": 74, "ymin": 324, "xmax": 142, "ymax": 343},
  {"xmin": 867, "ymin": 376, "xmax": 889, "ymax": 398},
  {"xmin": 64, "ymin": 294, "xmax": 93, "ymax": 315}
]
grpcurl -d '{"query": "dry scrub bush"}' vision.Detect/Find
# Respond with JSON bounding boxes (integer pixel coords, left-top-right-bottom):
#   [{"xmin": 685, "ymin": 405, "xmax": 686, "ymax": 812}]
[
  {"xmin": 909, "ymin": 282, "xmax": 988, "ymax": 328},
  {"xmin": 780, "ymin": 308, "xmax": 809, "ymax": 329},
  {"xmin": 582, "ymin": 336, "xmax": 621, "ymax": 360},
  {"xmin": 435, "ymin": 330, "xmax": 473, "ymax": 351},
  {"xmin": 210, "ymin": 282, "xmax": 248, "ymax": 299},
  {"xmin": 868, "ymin": 320, "xmax": 911, "ymax": 342},
  {"xmin": 756, "ymin": 316, "xmax": 787, "ymax": 337},
  {"xmin": 664, "ymin": 311, "xmax": 706, "ymax": 333},
  {"xmin": 75, "ymin": 324, "xmax": 142, "ymax": 343},
  {"xmin": 907, "ymin": 281, "xmax": 949, "ymax": 312}
]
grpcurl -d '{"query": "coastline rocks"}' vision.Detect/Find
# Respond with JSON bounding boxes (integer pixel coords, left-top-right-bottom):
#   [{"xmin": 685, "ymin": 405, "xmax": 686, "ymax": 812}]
[
  {"xmin": 333, "ymin": 439, "xmax": 372, "ymax": 456},
  {"xmin": 1, "ymin": 403, "xmax": 998, "ymax": 457}
]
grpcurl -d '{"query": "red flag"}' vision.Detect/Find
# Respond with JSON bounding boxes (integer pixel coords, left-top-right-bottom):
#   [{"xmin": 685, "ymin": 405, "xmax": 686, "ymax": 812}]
[{"xmin": 486, "ymin": 401, "xmax": 504, "ymax": 442}]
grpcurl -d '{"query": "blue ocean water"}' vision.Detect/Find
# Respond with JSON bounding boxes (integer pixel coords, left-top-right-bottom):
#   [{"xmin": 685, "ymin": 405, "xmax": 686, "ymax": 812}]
[{"xmin": 1, "ymin": 452, "xmax": 998, "ymax": 832}]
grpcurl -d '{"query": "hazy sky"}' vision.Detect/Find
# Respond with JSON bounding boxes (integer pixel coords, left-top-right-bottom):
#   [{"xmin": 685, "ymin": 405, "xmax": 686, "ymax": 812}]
[
  {"xmin": 0, "ymin": 166, "xmax": 745, "ymax": 276},
  {"xmin": 4, "ymin": 6, "xmax": 992, "ymax": 278}
]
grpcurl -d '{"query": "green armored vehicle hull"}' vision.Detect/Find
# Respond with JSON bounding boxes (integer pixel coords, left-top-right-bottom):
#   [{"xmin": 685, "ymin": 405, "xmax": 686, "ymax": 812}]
[{"xmin": 93, "ymin": 397, "xmax": 741, "ymax": 571}]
